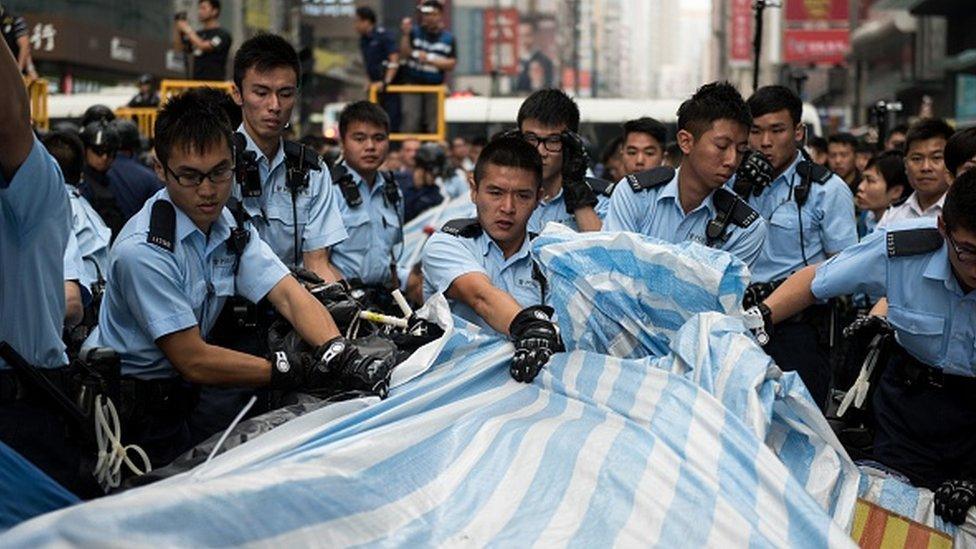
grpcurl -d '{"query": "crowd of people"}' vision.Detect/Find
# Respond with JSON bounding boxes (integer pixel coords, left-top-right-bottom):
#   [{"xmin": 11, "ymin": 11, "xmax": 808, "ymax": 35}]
[{"xmin": 2, "ymin": 8, "xmax": 976, "ymax": 528}]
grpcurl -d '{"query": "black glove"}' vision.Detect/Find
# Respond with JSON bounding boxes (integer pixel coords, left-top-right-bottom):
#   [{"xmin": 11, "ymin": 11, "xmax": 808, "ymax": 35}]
[
  {"xmin": 309, "ymin": 280, "xmax": 364, "ymax": 331},
  {"xmin": 935, "ymin": 479, "xmax": 976, "ymax": 525},
  {"xmin": 560, "ymin": 131, "xmax": 597, "ymax": 214},
  {"xmin": 267, "ymin": 320, "xmax": 316, "ymax": 392},
  {"xmin": 316, "ymin": 337, "xmax": 396, "ymax": 398},
  {"xmin": 733, "ymin": 151, "xmax": 774, "ymax": 198},
  {"xmin": 843, "ymin": 314, "xmax": 893, "ymax": 340},
  {"xmin": 509, "ymin": 305, "xmax": 562, "ymax": 383},
  {"xmin": 291, "ymin": 267, "xmax": 325, "ymax": 288}
]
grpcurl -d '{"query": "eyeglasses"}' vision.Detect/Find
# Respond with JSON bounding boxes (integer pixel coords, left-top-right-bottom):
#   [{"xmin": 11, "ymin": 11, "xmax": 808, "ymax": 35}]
[
  {"xmin": 89, "ymin": 147, "xmax": 116, "ymax": 158},
  {"xmin": 163, "ymin": 162, "xmax": 235, "ymax": 188},
  {"xmin": 946, "ymin": 232, "xmax": 976, "ymax": 265},
  {"xmin": 521, "ymin": 132, "xmax": 563, "ymax": 153}
]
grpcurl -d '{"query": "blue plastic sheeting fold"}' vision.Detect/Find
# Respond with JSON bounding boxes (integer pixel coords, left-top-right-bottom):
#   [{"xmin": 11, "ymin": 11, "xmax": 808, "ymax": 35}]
[{"xmin": 0, "ymin": 442, "xmax": 78, "ymax": 532}]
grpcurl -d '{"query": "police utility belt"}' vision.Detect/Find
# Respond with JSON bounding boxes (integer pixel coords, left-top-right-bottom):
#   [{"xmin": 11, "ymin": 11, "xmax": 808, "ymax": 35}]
[{"xmin": 889, "ymin": 346, "xmax": 976, "ymax": 392}]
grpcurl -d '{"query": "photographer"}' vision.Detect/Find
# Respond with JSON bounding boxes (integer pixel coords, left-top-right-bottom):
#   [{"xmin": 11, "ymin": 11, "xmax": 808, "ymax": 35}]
[
  {"xmin": 174, "ymin": 0, "xmax": 232, "ymax": 81},
  {"xmin": 398, "ymin": 142, "xmax": 449, "ymax": 221}
]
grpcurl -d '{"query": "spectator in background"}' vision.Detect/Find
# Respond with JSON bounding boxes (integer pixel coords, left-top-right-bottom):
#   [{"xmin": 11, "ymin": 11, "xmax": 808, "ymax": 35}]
[
  {"xmin": 175, "ymin": 0, "xmax": 232, "ymax": 81},
  {"xmin": 855, "ymin": 140, "xmax": 875, "ymax": 175},
  {"xmin": 469, "ymin": 135, "xmax": 487, "ymax": 166},
  {"xmin": 450, "ymin": 135, "xmax": 474, "ymax": 172},
  {"xmin": 885, "ymin": 124, "xmax": 908, "ymax": 152},
  {"xmin": 806, "ymin": 135, "xmax": 828, "ymax": 166},
  {"xmin": 828, "ymin": 132, "xmax": 860, "ymax": 193},
  {"xmin": 946, "ymin": 127, "xmax": 976, "ymax": 178},
  {"xmin": 383, "ymin": 149, "xmax": 403, "ymax": 172},
  {"xmin": 620, "ymin": 116, "xmax": 667, "ymax": 176},
  {"xmin": 128, "ymin": 74, "xmax": 160, "ymax": 108},
  {"xmin": 399, "ymin": 0, "xmax": 456, "ymax": 134},
  {"xmin": 598, "ymin": 135, "xmax": 624, "ymax": 182},
  {"xmin": 662, "ymin": 142, "xmax": 683, "ymax": 169},
  {"xmin": 856, "ymin": 151, "xmax": 909, "ymax": 237},
  {"xmin": 398, "ymin": 138, "xmax": 421, "ymax": 175},
  {"xmin": 0, "ymin": 4, "xmax": 36, "ymax": 80},
  {"xmin": 355, "ymin": 6, "xmax": 401, "ymax": 132},
  {"xmin": 876, "ymin": 118, "xmax": 954, "ymax": 229}
]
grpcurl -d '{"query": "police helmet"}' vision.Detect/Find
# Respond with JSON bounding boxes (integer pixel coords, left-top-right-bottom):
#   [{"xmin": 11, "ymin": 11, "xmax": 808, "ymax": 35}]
[
  {"xmin": 80, "ymin": 121, "xmax": 121, "ymax": 153},
  {"xmin": 52, "ymin": 121, "xmax": 81, "ymax": 135},
  {"xmin": 81, "ymin": 104, "xmax": 116, "ymax": 127},
  {"xmin": 415, "ymin": 143, "xmax": 451, "ymax": 178},
  {"xmin": 137, "ymin": 73, "xmax": 154, "ymax": 86},
  {"xmin": 111, "ymin": 118, "xmax": 141, "ymax": 152}
]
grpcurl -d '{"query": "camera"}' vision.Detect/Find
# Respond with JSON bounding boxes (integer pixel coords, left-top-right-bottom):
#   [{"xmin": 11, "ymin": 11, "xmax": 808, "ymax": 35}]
[
  {"xmin": 415, "ymin": 143, "xmax": 452, "ymax": 179},
  {"xmin": 174, "ymin": 11, "xmax": 187, "ymax": 21},
  {"xmin": 871, "ymin": 100, "xmax": 903, "ymax": 116}
]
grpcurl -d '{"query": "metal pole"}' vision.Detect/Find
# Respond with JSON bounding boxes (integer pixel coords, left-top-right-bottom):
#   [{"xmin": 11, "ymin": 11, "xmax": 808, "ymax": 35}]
[
  {"xmin": 752, "ymin": 0, "xmax": 766, "ymax": 92},
  {"xmin": 573, "ymin": 0, "xmax": 581, "ymax": 95}
]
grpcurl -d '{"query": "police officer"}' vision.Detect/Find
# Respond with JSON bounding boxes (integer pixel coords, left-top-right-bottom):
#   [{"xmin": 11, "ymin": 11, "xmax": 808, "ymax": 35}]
[
  {"xmin": 753, "ymin": 171, "xmax": 976, "ymax": 525},
  {"xmin": 63, "ymin": 230, "xmax": 90, "ymax": 331},
  {"xmin": 515, "ymin": 88, "xmax": 609, "ymax": 233},
  {"xmin": 107, "ymin": 118, "xmax": 162, "ymax": 211},
  {"xmin": 84, "ymin": 89, "xmax": 394, "ymax": 467},
  {"xmin": 78, "ymin": 120, "xmax": 127, "ymax": 237},
  {"xmin": 605, "ymin": 82, "xmax": 767, "ymax": 268},
  {"xmin": 620, "ymin": 116, "xmax": 668, "ymax": 176},
  {"xmin": 741, "ymin": 85, "xmax": 858, "ymax": 407},
  {"xmin": 231, "ymin": 33, "xmax": 347, "ymax": 281},
  {"xmin": 0, "ymin": 41, "xmax": 87, "ymax": 493},
  {"xmin": 128, "ymin": 74, "xmax": 160, "ymax": 108},
  {"xmin": 354, "ymin": 6, "xmax": 401, "ymax": 132},
  {"xmin": 331, "ymin": 101, "xmax": 405, "ymax": 304},
  {"xmin": 422, "ymin": 136, "xmax": 561, "ymax": 382}
]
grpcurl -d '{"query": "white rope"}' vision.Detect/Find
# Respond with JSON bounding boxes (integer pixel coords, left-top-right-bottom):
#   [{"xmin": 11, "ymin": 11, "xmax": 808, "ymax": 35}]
[
  {"xmin": 205, "ymin": 395, "xmax": 257, "ymax": 465},
  {"xmin": 92, "ymin": 394, "xmax": 152, "ymax": 492},
  {"xmin": 837, "ymin": 334, "xmax": 883, "ymax": 417}
]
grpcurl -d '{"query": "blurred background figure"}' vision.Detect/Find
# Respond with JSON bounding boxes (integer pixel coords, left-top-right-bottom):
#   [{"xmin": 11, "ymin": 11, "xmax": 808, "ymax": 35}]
[{"xmin": 128, "ymin": 74, "xmax": 160, "ymax": 108}]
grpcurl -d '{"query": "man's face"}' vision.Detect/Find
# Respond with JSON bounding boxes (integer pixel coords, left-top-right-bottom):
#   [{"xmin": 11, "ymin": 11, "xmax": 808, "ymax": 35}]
[
  {"xmin": 85, "ymin": 146, "xmax": 115, "ymax": 173},
  {"xmin": 451, "ymin": 138, "xmax": 470, "ymax": 162},
  {"xmin": 807, "ymin": 146, "xmax": 828, "ymax": 166},
  {"xmin": 940, "ymin": 217, "xmax": 976, "ymax": 292},
  {"xmin": 471, "ymin": 163, "xmax": 541, "ymax": 249},
  {"xmin": 234, "ymin": 66, "xmax": 298, "ymax": 144},
  {"xmin": 828, "ymin": 143, "xmax": 856, "ymax": 179},
  {"xmin": 342, "ymin": 121, "xmax": 389, "ymax": 176},
  {"xmin": 622, "ymin": 131, "xmax": 663, "ymax": 175},
  {"xmin": 885, "ymin": 131, "xmax": 906, "ymax": 152},
  {"xmin": 354, "ymin": 16, "xmax": 371, "ymax": 36},
  {"xmin": 749, "ymin": 109, "xmax": 801, "ymax": 174},
  {"xmin": 905, "ymin": 137, "xmax": 949, "ymax": 199},
  {"xmin": 421, "ymin": 10, "xmax": 442, "ymax": 31},
  {"xmin": 519, "ymin": 119, "xmax": 565, "ymax": 183},
  {"xmin": 856, "ymin": 165, "xmax": 897, "ymax": 213},
  {"xmin": 956, "ymin": 155, "xmax": 976, "ymax": 178},
  {"xmin": 197, "ymin": 1, "xmax": 218, "ymax": 23},
  {"xmin": 401, "ymin": 139, "xmax": 420, "ymax": 169},
  {"xmin": 679, "ymin": 119, "xmax": 749, "ymax": 190},
  {"xmin": 155, "ymin": 140, "xmax": 234, "ymax": 232},
  {"xmin": 856, "ymin": 151, "xmax": 873, "ymax": 173}
]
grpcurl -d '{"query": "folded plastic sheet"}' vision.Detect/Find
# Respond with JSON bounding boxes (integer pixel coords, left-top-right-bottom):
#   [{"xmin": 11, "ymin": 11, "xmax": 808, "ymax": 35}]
[
  {"xmin": 0, "ymin": 442, "xmax": 78, "ymax": 532},
  {"xmin": 0, "ymin": 225, "xmax": 861, "ymax": 547}
]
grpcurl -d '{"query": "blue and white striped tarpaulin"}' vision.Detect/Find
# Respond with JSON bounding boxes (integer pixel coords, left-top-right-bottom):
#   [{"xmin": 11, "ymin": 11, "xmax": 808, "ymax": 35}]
[{"xmin": 1, "ymin": 225, "xmax": 861, "ymax": 547}]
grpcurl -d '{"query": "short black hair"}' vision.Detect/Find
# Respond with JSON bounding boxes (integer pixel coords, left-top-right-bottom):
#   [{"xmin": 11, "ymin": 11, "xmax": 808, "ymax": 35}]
[
  {"xmin": 808, "ymin": 135, "xmax": 828, "ymax": 154},
  {"xmin": 517, "ymin": 88, "xmax": 580, "ymax": 133},
  {"xmin": 154, "ymin": 87, "xmax": 233, "ymax": 167},
  {"xmin": 200, "ymin": 0, "xmax": 220, "ymax": 11},
  {"xmin": 622, "ymin": 117, "xmax": 667, "ymax": 148},
  {"xmin": 339, "ymin": 100, "xmax": 390, "ymax": 136},
  {"xmin": 889, "ymin": 124, "xmax": 909, "ymax": 137},
  {"xmin": 943, "ymin": 168, "xmax": 976, "ymax": 234},
  {"xmin": 865, "ymin": 150, "xmax": 909, "ymax": 198},
  {"xmin": 747, "ymin": 85, "xmax": 802, "ymax": 126},
  {"xmin": 41, "ymin": 131, "xmax": 85, "ymax": 185},
  {"xmin": 946, "ymin": 127, "xmax": 976, "ymax": 176},
  {"xmin": 904, "ymin": 118, "xmax": 954, "ymax": 153},
  {"xmin": 665, "ymin": 142, "xmax": 684, "ymax": 165},
  {"xmin": 233, "ymin": 33, "xmax": 301, "ymax": 91},
  {"xmin": 828, "ymin": 133, "xmax": 857, "ymax": 149},
  {"xmin": 677, "ymin": 81, "xmax": 751, "ymax": 138},
  {"xmin": 355, "ymin": 6, "xmax": 377, "ymax": 24},
  {"xmin": 474, "ymin": 136, "xmax": 543, "ymax": 189},
  {"xmin": 600, "ymin": 134, "xmax": 623, "ymax": 164}
]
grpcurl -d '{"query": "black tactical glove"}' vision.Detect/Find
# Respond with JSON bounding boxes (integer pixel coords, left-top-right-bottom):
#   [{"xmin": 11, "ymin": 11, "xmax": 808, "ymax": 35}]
[
  {"xmin": 843, "ymin": 314, "xmax": 893, "ymax": 340},
  {"xmin": 509, "ymin": 305, "xmax": 563, "ymax": 383},
  {"xmin": 269, "ymin": 335, "xmax": 395, "ymax": 398},
  {"xmin": 733, "ymin": 150, "xmax": 774, "ymax": 198},
  {"xmin": 560, "ymin": 131, "xmax": 597, "ymax": 214},
  {"xmin": 308, "ymin": 280, "xmax": 364, "ymax": 331},
  {"xmin": 291, "ymin": 267, "xmax": 325, "ymax": 288},
  {"xmin": 935, "ymin": 479, "xmax": 976, "ymax": 525}
]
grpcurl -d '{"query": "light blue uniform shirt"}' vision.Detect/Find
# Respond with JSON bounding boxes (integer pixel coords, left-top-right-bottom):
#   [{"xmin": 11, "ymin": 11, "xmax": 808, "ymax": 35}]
[
  {"xmin": 422, "ymin": 226, "xmax": 543, "ymax": 333},
  {"xmin": 604, "ymin": 169, "xmax": 768, "ymax": 268},
  {"xmin": 743, "ymin": 152, "xmax": 858, "ymax": 283},
  {"xmin": 233, "ymin": 127, "xmax": 347, "ymax": 268},
  {"xmin": 812, "ymin": 217, "xmax": 976, "ymax": 377},
  {"xmin": 86, "ymin": 189, "xmax": 290, "ymax": 379},
  {"xmin": 67, "ymin": 186, "xmax": 111, "ymax": 286},
  {"xmin": 527, "ymin": 186, "xmax": 610, "ymax": 233},
  {"xmin": 63, "ymin": 230, "xmax": 92, "ymax": 306},
  {"xmin": 0, "ymin": 137, "xmax": 71, "ymax": 369},
  {"xmin": 331, "ymin": 163, "xmax": 405, "ymax": 286}
]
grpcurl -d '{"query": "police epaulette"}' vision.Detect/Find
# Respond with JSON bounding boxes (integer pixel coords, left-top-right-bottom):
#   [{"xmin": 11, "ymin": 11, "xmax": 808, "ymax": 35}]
[
  {"xmin": 441, "ymin": 218, "xmax": 483, "ymax": 238},
  {"xmin": 627, "ymin": 167, "xmax": 675, "ymax": 192},
  {"xmin": 794, "ymin": 161, "xmax": 833, "ymax": 185},
  {"xmin": 282, "ymin": 140, "xmax": 323, "ymax": 172},
  {"xmin": 886, "ymin": 227, "xmax": 943, "ymax": 258},
  {"xmin": 586, "ymin": 176, "xmax": 616, "ymax": 197},
  {"xmin": 712, "ymin": 187, "xmax": 760, "ymax": 228},
  {"xmin": 147, "ymin": 200, "xmax": 176, "ymax": 252}
]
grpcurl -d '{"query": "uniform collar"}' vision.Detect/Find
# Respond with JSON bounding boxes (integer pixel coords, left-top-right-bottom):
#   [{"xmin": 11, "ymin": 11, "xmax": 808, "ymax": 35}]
[
  {"xmin": 479, "ymin": 229, "xmax": 533, "ymax": 264},
  {"xmin": 921, "ymin": 243, "xmax": 966, "ymax": 295},
  {"xmin": 771, "ymin": 151, "xmax": 804, "ymax": 189},
  {"xmin": 540, "ymin": 185, "xmax": 564, "ymax": 206},
  {"xmin": 160, "ymin": 190, "xmax": 233, "ymax": 252},
  {"xmin": 342, "ymin": 161, "xmax": 385, "ymax": 196},
  {"xmin": 904, "ymin": 191, "xmax": 945, "ymax": 217},
  {"xmin": 659, "ymin": 168, "xmax": 715, "ymax": 216},
  {"xmin": 237, "ymin": 123, "xmax": 285, "ymax": 170}
]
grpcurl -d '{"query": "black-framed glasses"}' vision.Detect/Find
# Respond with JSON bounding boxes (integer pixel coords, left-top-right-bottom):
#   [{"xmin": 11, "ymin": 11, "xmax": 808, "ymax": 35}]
[
  {"xmin": 163, "ymin": 162, "xmax": 235, "ymax": 188},
  {"xmin": 521, "ymin": 132, "xmax": 563, "ymax": 153},
  {"xmin": 946, "ymin": 232, "xmax": 976, "ymax": 265}
]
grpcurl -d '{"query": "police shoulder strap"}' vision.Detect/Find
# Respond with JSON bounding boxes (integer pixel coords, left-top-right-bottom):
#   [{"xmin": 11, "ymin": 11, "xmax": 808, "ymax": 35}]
[
  {"xmin": 282, "ymin": 140, "xmax": 324, "ymax": 173},
  {"xmin": 626, "ymin": 166, "xmax": 675, "ymax": 193},
  {"xmin": 586, "ymin": 176, "xmax": 616, "ymax": 198},
  {"xmin": 793, "ymin": 161, "xmax": 834, "ymax": 206},
  {"xmin": 886, "ymin": 227, "xmax": 943, "ymax": 258},
  {"xmin": 330, "ymin": 163, "xmax": 363, "ymax": 207},
  {"xmin": 381, "ymin": 170, "xmax": 401, "ymax": 206},
  {"xmin": 147, "ymin": 199, "xmax": 177, "ymax": 252},
  {"xmin": 441, "ymin": 217, "xmax": 483, "ymax": 238},
  {"xmin": 706, "ymin": 187, "xmax": 761, "ymax": 246}
]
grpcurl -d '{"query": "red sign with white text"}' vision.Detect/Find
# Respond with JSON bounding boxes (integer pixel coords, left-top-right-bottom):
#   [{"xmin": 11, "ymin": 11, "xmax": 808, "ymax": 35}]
[
  {"xmin": 783, "ymin": 29, "xmax": 850, "ymax": 64},
  {"xmin": 729, "ymin": 0, "xmax": 752, "ymax": 63},
  {"xmin": 483, "ymin": 8, "xmax": 520, "ymax": 75},
  {"xmin": 786, "ymin": 0, "xmax": 849, "ymax": 24}
]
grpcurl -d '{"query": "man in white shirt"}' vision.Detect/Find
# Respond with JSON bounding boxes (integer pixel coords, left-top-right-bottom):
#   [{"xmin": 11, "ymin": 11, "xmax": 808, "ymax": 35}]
[{"xmin": 877, "ymin": 118, "xmax": 954, "ymax": 229}]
